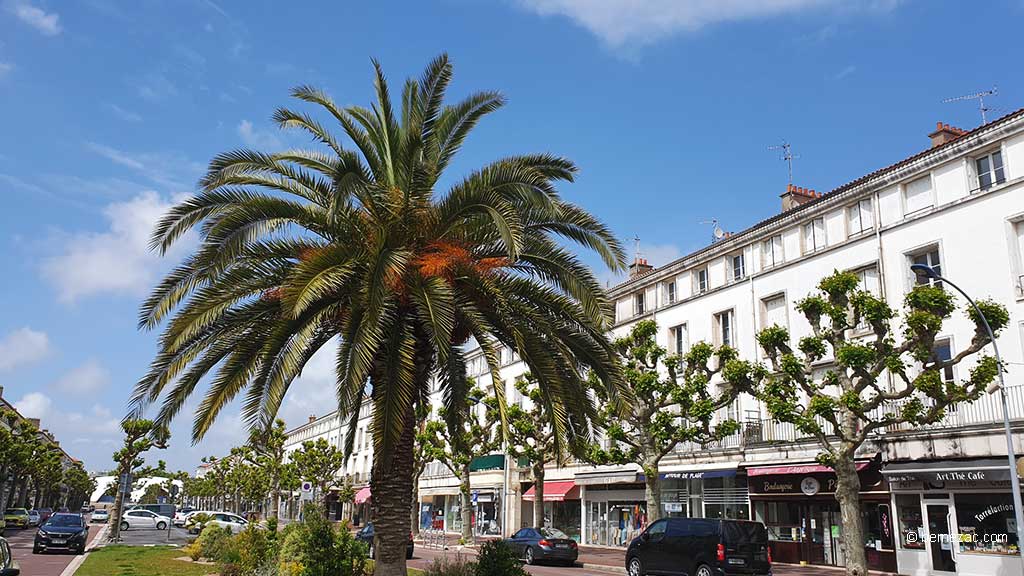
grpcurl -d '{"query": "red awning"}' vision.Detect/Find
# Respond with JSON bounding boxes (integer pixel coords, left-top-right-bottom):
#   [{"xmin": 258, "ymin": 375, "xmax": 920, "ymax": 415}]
[
  {"xmin": 747, "ymin": 462, "xmax": 871, "ymax": 477},
  {"xmin": 522, "ymin": 481, "xmax": 579, "ymax": 502},
  {"xmin": 354, "ymin": 486, "xmax": 372, "ymax": 504}
]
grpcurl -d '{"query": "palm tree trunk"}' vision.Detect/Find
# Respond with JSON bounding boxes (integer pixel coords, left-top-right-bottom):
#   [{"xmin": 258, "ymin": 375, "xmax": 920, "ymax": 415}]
[
  {"xmin": 370, "ymin": 404, "xmax": 416, "ymax": 576},
  {"xmin": 410, "ymin": 475, "xmax": 421, "ymax": 536}
]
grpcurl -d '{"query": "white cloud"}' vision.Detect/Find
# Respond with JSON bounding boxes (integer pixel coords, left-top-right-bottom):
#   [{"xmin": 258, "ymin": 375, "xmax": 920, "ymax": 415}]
[
  {"xmin": 6, "ymin": 1, "xmax": 61, "ymax": 36},
  {"xmin": 107, "ymin": 103, "xmax": 142, "ymax": 122},
  {"xmin": 516, "ymin": 0, "xmax": 894, "ymax": 47},
  {"xmin": 86, "ymin": 141, "xmax": 145, "ymax": 170},
  {"xmin": 0, "ymin": 62, "xmax": 12, "ymax": 78},
  {"xmin": 41, "ymin": 191, "xmax": 190, "ymax": 303},
  {"xmin": 0, "ymin": 326, "xmax": 50, "ymax": 372},
  {"xmin": 84, "ymin": 141, "xmax": 202, "ymax": 189},
  {"xmin": 277, "ymin": 340, "xmax": 339, "ymax": 430},
  {"xmin": 131, "ymin": 71, "xmax": 178, "ymax": 103},
  {"xmin": 238, "ymin": 119, "xmax": 283, "ymax": 150},
  {"xmin": 54, "ymin": 359, "xmax": 110, "ymax": 395},
  {"xmin": 834, "ymin": 64, "xmax": 856, "ymax": 80},
  {"xmin": 14, "ymin": 391, "xmax": 52, "ymax": 419}
]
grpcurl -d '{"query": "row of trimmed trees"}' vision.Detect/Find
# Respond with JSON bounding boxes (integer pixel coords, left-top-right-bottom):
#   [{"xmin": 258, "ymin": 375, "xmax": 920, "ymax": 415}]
[
  {"xmin": 124, "ymin": 53, "xmax": 1011, "ymax": 576},
  {"xmin": 0, "ymin": 408, "xmax": 94, "ymax": 515}
]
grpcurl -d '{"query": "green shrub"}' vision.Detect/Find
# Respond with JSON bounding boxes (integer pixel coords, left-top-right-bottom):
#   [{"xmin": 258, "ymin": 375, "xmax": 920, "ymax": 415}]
[
  {"xmin": 234, "ymin": 525, "xmax": 273, "ymax": 574},
  {"xmin": 474, "ymin": 540, "xmax": 527, "ymax": 576},
  {"xmin": 275, "ymin": 504, "xmax": 367, "ymax": 576},
  {"xmin": 422, "ymin": 556, "xmax": 476, "ymax": 576},
  {"xmin": 192, "ymin": 524, "xmax": 236, "ymax": 563}
]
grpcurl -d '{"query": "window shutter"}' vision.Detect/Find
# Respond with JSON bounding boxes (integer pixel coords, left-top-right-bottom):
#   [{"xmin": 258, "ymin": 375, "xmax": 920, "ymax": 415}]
[
  {"xmin": 904, "ymin": 177, "xmax": 932, "ymax": 213},
  {"xmin": 764, "ymin": 295, "xmax": 787, "ymax": 328}
]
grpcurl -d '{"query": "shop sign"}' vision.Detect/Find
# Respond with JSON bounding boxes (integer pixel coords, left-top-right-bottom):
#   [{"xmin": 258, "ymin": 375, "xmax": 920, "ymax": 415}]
[
  {"xmin": 664, "ymin": 502, "xmax": 684, "ymax": 513},
  {"xmin": 800, "ymin": 477, "xmax": 820, "ymax": 496}
]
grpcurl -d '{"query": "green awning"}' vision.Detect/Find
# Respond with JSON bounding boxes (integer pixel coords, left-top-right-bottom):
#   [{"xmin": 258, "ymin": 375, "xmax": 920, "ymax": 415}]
[{"xmin": 470, "ymin": 454, "xmax": 505, "ymax": 471}]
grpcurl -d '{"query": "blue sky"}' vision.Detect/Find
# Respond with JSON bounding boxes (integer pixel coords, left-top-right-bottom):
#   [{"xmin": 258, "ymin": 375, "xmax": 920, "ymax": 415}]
[{"xmin": 1, "ymin": 0, "xmax": 1021, "ymax": 473}]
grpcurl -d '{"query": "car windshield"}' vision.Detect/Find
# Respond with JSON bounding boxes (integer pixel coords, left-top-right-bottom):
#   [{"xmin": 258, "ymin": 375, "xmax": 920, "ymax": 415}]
[
  {"xmin": 7, "ymin": 509, "xmax": 27, "ymax": 515},
  {"xmin": 46, "ymin": 515, "xmax": 83, "ymax": 527},
  {"xmin": 539, "ymin": 528, "xmax": 569, "ymax": 539}
]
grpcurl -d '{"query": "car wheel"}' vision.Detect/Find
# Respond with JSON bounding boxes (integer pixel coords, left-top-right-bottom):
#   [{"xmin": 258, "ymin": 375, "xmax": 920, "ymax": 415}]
[
  {"xmin": 156, "ymin": 521, "xmax": 167, "ymax": 530},
  {"xmin": 696, "ymin": 563, "xmax": 713, "ymax": 576},
  {"xmin": 33, "ymin": 546, "xmax": 41, "ymax": 555},
  {"xmin": 120, "ymin": 521, "xmax": 129, "ymax": 531},
  {"xmin": 525, "ymin": 546, "xmax": 536, "ymax": 565},
  {"xmin": 627, "ymin": 556, "xmax": 644, "ymax": 576}
]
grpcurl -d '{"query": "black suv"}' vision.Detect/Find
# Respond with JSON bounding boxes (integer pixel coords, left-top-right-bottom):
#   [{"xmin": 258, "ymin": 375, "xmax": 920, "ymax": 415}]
[{"xmin": 625, "ymin": 518, "xmax": 771, "ymax": 576}]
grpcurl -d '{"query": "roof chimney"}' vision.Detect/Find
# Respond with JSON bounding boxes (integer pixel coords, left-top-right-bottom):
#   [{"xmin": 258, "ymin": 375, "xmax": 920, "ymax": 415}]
[
  {"xmin": 928, "ymin": 122, "xmax": 967, "ymax": 148},
  {"xmin": 0, "ymin": 385, "xmax": 4, "ymax": 398},
  {"xmin": 28, "ymin": 418, "xmax": 40, "ymax": 428},
  {"xmin": 628, "ymin": 257, "xmax": 654, "ymax": 279},
  {"xmin": 779, "ymin": 184, "xmax": 821, "ymax": 212},
  {"xmin": 308, "ymin": 414, "xmax": 317, "ymax": 424}
]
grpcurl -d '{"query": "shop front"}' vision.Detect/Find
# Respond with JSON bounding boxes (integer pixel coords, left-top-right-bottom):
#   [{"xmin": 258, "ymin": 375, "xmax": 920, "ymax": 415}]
[
  {"xmin": 352, "ymin": 486, "xmax": 372, "ymax": 526},
  {"xmin": 658, "ymin": 465, "xmax": 750, "ymax": 520},
  {"xmin": 577, "ymin": 469, "xmax": 648, "ymax": 547},
  {"xmin": 747, "ymin": 461, "xmax": 895, "ymax": 572},
  {"xmin": 471, "ymin": 488, "xmax": 503, "ymax": 536},
  {"xmin": 883, "ymin": 458, "xmax": 1022, "ymax": 576},
  {"xmin": 522, "ymin": 481, "xmax": 581, "ymax": 542},
  {"xmin": 418, "ymin": 486, "xmax": 462, "ymax": 532}
]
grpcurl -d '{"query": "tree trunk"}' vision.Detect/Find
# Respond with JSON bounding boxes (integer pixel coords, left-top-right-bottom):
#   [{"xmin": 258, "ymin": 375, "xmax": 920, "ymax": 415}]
[
  {"xmin": 532, "ymin": 464, "xmax": 545, "ymax": 528},
  {"xmin": 459, "ymin": 463, "xmax": 473, "ymax": 542},
  {"xmin": 834, "ymin": 456, "xmax": 866, "ymax": 576},
  {"xmin": 272, "ymin": 484, "xmax": 281, "ymax": 520},
  {"xmin": 410, "ymin": 474, "xmax": 421, "ymax": 536},
  {"xmin": 643, "ymin": 461, "xmax": 661, "ymax": 524},
  {"xmin": 370, "ymin": 404, "xmax": 417, "ymax": 576}
]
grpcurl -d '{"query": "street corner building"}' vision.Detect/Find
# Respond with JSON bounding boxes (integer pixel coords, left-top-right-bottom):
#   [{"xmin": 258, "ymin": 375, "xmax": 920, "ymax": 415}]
[{"xmin": 276, "ymin": 109, "xmax": 1024, "ymax": 576}]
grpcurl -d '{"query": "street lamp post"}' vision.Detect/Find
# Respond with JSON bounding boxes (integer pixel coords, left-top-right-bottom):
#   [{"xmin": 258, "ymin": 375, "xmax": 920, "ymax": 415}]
[{"xmin": 910, "ymin": 264, "xmax": 1024, "ymax": 559}]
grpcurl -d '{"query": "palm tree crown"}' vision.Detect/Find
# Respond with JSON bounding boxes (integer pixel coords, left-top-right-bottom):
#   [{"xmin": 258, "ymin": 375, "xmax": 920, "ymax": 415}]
[{"xmin": 130, "ymin": 54, "xmax": 625, "ymax": 468}]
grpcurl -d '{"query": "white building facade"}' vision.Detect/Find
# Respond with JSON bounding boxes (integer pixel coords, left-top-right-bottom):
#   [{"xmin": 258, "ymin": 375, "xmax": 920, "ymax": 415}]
[{"xmin": 283, "ymin": 110, "xmax": 1024, "ymax": 576}]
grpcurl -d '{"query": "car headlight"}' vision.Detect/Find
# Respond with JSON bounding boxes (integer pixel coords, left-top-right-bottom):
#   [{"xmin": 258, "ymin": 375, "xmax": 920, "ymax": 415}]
[{"xmin": 37, "ymin": 530, "xmax": 49, "ymax": 537}]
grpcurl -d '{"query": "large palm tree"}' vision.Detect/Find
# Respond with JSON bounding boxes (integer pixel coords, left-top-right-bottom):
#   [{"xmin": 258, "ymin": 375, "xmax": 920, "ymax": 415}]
[{"xmin": 129, "ymin": 54, "xmax": 625, "ymax": 575}]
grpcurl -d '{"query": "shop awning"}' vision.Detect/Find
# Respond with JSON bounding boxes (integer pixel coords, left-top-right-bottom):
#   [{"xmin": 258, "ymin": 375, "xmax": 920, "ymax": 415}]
[
  {"xmin": 470, "ymin": 454, "xmax": 505, "ymax": 472},
  {"xmin": 881, "ymin": 458, "xmax": 1015, "ymax": 482},
  {"xmin": 354, "ymin": 486, "xmax": 372, "ymax": 504},
  {"xmin": 747, "ymin": 462, "xmax": 871, "ymax": 477},
  {"xmin": 522, "ymin": 481, "xmax": 580, "ymax": 502},
  {"xmin": 574, "ymin": 469, "xmax": 640, "ymax": 486},
  {"xmin": 419, "ymin": 486, "xmax": 461, "ymax": 496}
]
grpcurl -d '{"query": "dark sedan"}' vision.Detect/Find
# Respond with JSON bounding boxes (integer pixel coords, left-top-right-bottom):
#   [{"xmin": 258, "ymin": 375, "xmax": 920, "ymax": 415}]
[
  {"xmin": 34, "ymin": 513, "xmax": 89, "ymax": 555},
  {"xmin": 505, "ymin": 527, "xmax": 578, "ymax": 566},
  {"xmin": 354, "ymin": 523, "xmax": 414, "ymax": 559},
  {"xmin": 1, "ymin": 537, "xmax": 20, "ymax": 576}
]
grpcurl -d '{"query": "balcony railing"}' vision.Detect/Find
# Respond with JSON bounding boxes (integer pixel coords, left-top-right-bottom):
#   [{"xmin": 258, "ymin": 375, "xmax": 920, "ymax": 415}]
[{"xmin": 669, "ymin": 385, "xmax": 1024, "ymax": 455}]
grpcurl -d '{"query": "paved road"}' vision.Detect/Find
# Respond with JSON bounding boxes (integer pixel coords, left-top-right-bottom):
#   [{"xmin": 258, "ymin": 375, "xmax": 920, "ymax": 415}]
[
  {"xmin": 113, "ymin": 523, "xmax": 192, "ymax": 546},
  {"xmin": 410, "ymin": 546, "xmax": 611, "ymax": 575},
  {"xmin": 5, "ymin": 523, "xmax": 102, "ymax": 576}
]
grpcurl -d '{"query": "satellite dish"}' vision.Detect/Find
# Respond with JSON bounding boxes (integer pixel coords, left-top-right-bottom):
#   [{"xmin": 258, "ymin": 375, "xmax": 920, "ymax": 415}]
[{"xmin": 712, "ymin": 226, "xmax": 726, "ymax": 240}]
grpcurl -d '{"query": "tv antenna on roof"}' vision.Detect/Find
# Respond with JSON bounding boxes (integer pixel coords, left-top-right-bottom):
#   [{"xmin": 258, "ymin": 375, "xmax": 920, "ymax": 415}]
[
  {"xmin": 699, "ymin": 219, "xmax": 726, "ymax": 243},
  {"xmin": 768, "ymin": 141, "xmax": 797, "ymax": 184},
  {"xmin": 943, "ymin": 87, "xmax": 998, "ymax": 124}
]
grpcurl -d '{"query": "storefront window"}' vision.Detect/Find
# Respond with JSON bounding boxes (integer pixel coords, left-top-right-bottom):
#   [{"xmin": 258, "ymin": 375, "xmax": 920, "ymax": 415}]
[
  {"xmin": 954, "ymin": 493, "xmax": 1019, "ymax": 555},
  {"xmin": 896, "ymin": 494, "xmax": 924, "ymax": 550},
  {"xmin": 862, "ymin": 503, "xmax": 895, "ymax": 550},
  {"xmin": 543, "ymin": 501, "xmax": 581, "ymax": 542},
  {"xmin": 703, "ymin": 476, "xmax": 750, "ymax": 520},
  {"xmin": 754, "ymin": 501, "xmax": 802, "ymax": 542},
  {"xmin": 586, "ymin": 500, "xmax": 647, "ymax": 547}
]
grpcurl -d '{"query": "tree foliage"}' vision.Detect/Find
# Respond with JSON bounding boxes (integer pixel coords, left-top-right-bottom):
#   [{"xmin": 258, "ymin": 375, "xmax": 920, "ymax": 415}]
[{"xmin": 291, "ymin": 438, "xmax": 345, "ymax": 511}]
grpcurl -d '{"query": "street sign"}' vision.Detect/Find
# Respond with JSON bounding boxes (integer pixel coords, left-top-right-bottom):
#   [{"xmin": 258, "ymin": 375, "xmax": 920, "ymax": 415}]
[
  {"xmin": 471, "ymin": 490, "xmax": 479, "ymax": 504},
  {"xmin": 301, "ymin": 481, "xmax": 313, "ymax": 493}
]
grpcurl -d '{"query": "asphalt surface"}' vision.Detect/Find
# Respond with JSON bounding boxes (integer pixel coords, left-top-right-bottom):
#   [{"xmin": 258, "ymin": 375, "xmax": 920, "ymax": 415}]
[
  {"xmin": 409, "ymin": 546, "xmax": 600, "ymax": 575},
  {"xmin": 111, "ymin": 522, "xmax": 192, "ymax": 546}
]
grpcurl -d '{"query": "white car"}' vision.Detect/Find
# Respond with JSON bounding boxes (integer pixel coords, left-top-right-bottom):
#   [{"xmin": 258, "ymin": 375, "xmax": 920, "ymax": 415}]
[
  {"xmin": 90, "ymin": 509, "xmax": 109, "ymax": 523},
  {"xmin": 119, "ymin": 509, "xmax": 171, "ymax": 531},
  {"xmin": 207, "ymin": 512, "xmax": 249, "ymax": 534}
]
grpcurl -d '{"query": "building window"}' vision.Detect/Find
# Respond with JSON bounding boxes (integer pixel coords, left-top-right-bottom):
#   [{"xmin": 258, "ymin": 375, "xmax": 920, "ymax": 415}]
[
  {"xmin": 633, "ymin": 292, "xmax": 646, "ymax": 316},
  {"xmin": 714, "ymin": 309, "xmax": 735, "ymax": 347},
  {"xmin": 696, "ymin": 268, "xmax": 709, "ymax": 293},
  {"xmin": 908, "ymin": 246, "xmax": 942, "ymax": 288},
  {"xmin": 761, "ymin": 294, "xmax": 787, "ymax": 330},
  {"xmin": 855, "ymin": 264, "xmax": 881, "ymax": 296},
  {"xmin": 932, "ymin": 338, "xmax": 955, "ymax": 383},
  {"xmin": 847, "ymin": 198, "xmax": 874, "ymax": 236},
  {"xmin": 1015, "ymin": 220, "xmax": 1024, "ymax": 297},
  {"xmin": 803, "ymin": 217, "xmax": 826, "ymax": 253},
  {"xmin": 975, "ymin": 150, "xmax": 1006, "ymax": 191},
  {"xmin": 896, "ymin": 494, "xmax": 925, "ymax": 550},
  {"xmin": 665, "ymin": 280, "xmax": 676, "ymax": 304},
  {"xmin": 954, "ymin": 493, "xmax": 1020, "ymax": 555},
  {"xmin": 670, "ymin": 324, "xmax": 688, "ymax": 357},
  {"xmin": 731, "ymin": 253, "xmax": 746, "ymax": 282},
  {"xmin": 762, "ymin": 235, "xmax": 783, "ymax": 268},
  {"xmin": 903, "ymin": 175, "xmax": 933, "ymax": 215}
]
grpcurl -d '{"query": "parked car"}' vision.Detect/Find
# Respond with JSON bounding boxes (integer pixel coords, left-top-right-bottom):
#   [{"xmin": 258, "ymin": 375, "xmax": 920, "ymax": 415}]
[
  {"xmin": 119, "ymin": 509, "xmax": 171, "ymax": 531},
  {"xmin": 37, "ymin": 509, "xmax": 53, "ymax": 523},
  {"xmin": 0, "ymin": 536, "xmax": 20, "ymax": 575},
  {"xmin": 205, "ymin": 512, "xmax": 249, "ymax": 535},
  {"xmin": 355, "ymin": 523, "xmax": 414, "ymax": 559},
  {"xmin": 27, "ymin": 511, "xmax": 40, "ymax": 527},
  {"xmin": 504, "ymin": 527, "xmax": 577, "ymax": 566},
  {"xmin": 34, "ymin": 513, "xmax": 89, "ymax": 555},
  {"xmin": 173, "ymin": 507, "xmax": 195, "ymax": 527},
  {"xmin": 90, "ymin": 510, "xmax": 109, "ymax": 524},
  {"xmin": 0, "ymin": 518, "xmax": 5, "ymax": 537},
  {"xmin": 2, "ymin": 510, "xmax": 29, "ymax": 530},
  {"xmin": 625, "ymin": 518, "xmax": 771, "ymax": 576},
  {"xmin": 127, "ymin": 503, "xmax": 176, "ymax": 518},
  {"xmin": 183, "ymin": 511, "xmax": 217, "ymax": 534}
]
